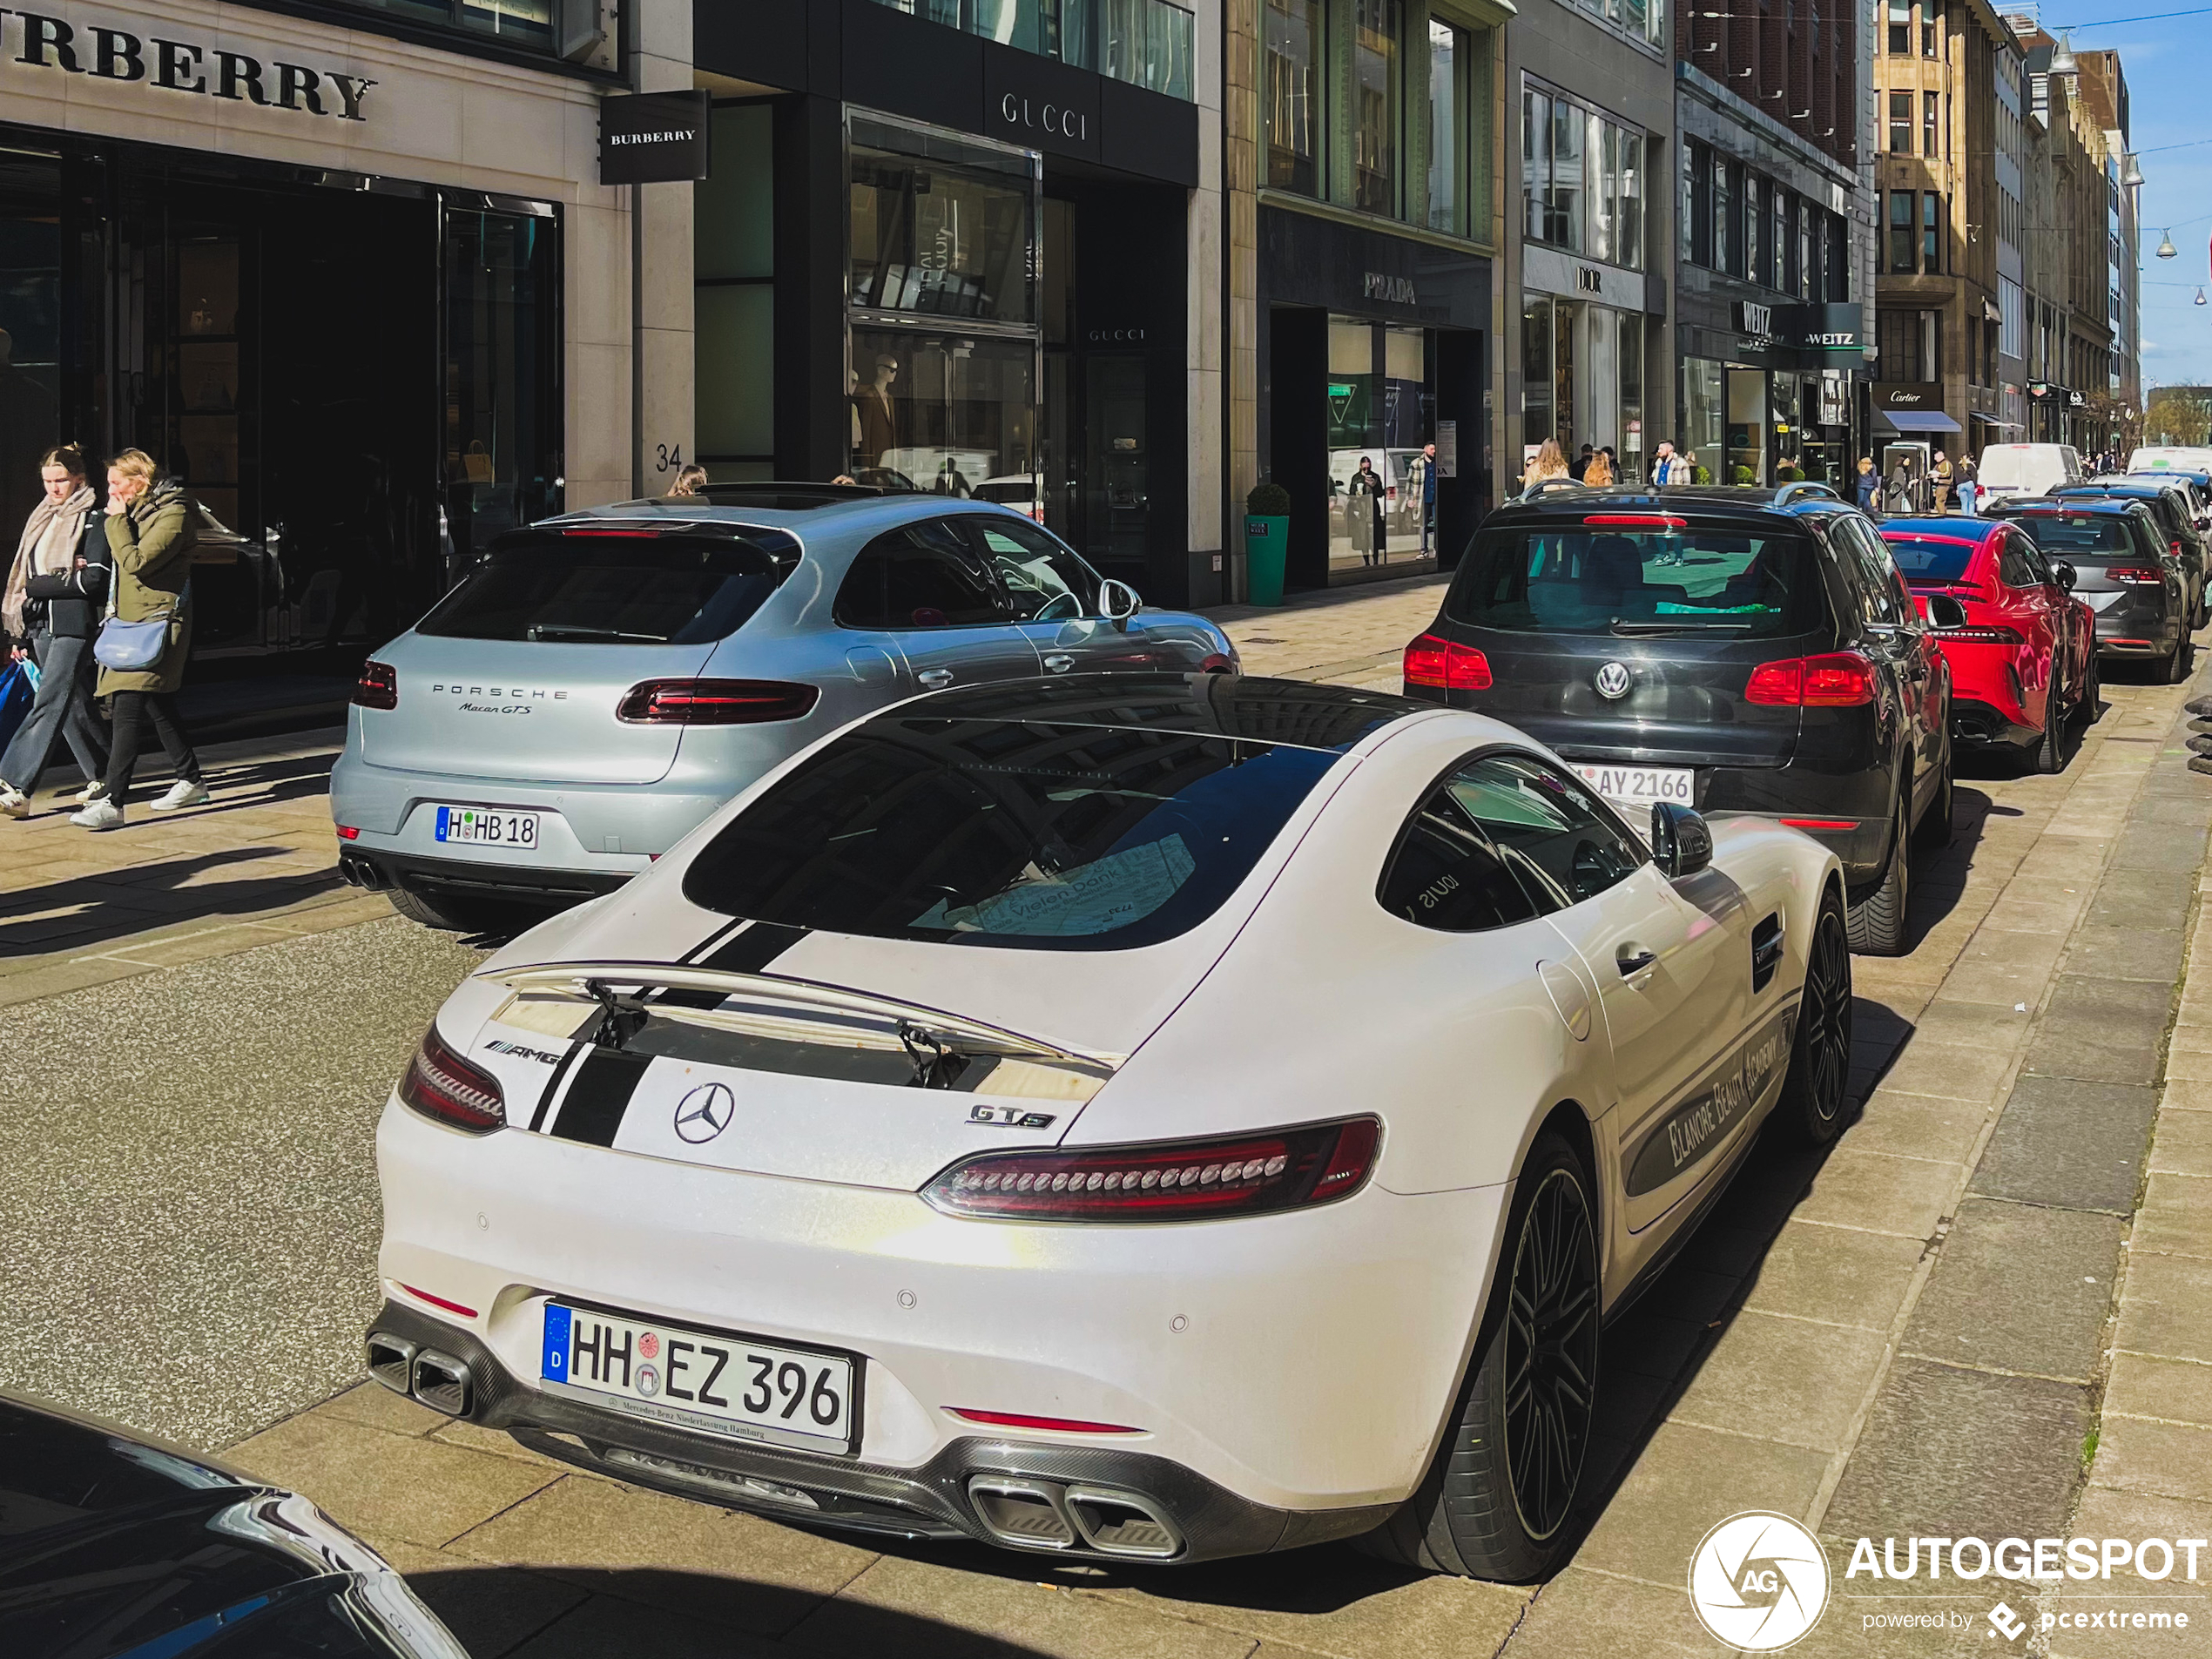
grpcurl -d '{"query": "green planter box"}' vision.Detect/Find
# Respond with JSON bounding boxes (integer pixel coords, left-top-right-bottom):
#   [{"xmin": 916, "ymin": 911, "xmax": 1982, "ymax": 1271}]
[{"xmin": 1244, "ymin": 514, "xmax": 1288, "ymax": 606}]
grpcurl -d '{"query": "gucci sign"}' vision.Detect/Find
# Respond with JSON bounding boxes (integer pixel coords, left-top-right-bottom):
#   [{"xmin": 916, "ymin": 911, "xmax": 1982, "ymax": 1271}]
[{"xmin": 999, "ymin": 93, "xmax": 1087, "ymax": 141}]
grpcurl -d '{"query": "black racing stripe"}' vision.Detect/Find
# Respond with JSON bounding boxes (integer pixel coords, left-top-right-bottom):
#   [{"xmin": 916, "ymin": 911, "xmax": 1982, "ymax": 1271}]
[
  {"xmin": 528, "ymin": 1042, "xmax": 587, "ymax": 1134},
  {"xmin": 550, "ymin": 1048, "xmax": 653, "ymax": 1146},
  {"xmin": 680, "ymin": 916, "xmax": 751, "ymax": 964},
  {"xmin": 699, "ymin": 921, "xmax": 811, "ymax": 974},
  {"xmin": 653, "ymin": 988, "xmax": 730, "ymax": 1009}
]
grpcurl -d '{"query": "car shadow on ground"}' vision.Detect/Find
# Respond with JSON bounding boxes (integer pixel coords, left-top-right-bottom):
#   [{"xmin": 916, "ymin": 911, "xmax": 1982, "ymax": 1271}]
[
  {"xmin": 405, "ymin": 1562, "xmax": 1078, "ymax": 1659},
  {"xmin": 0, "ymin": 845, "xmax": 342, "ymax": 958}
]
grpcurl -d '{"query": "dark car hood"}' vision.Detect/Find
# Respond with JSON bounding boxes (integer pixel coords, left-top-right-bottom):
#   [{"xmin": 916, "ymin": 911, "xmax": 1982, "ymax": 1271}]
[{"xmin": 0, "ymin": 1393, "xmax": 466, "ymax": 1659}]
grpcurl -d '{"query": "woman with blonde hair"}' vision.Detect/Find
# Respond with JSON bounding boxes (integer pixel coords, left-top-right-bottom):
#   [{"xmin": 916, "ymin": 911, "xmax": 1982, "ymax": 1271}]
[
  {"xmin": 1583, "ymin": 449, "xmax": 1615, "ymax": 488},
  {"xmin": 73, "ymin": 448, "xmax": 204, "ymax": 829},
  {"xmin": 1521, "ymin": 438, "xmax": 1570, "ymax": 495},
  {"xmin": 664, "ymin": 463, "xmax": 709, "ymax": 497}
]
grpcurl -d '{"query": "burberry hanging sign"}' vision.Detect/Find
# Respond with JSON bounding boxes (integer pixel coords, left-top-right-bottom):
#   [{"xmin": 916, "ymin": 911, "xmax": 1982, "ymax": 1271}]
[{"xmin": 0, "ymin": 9, "xmax": 374, "ymax": 120}]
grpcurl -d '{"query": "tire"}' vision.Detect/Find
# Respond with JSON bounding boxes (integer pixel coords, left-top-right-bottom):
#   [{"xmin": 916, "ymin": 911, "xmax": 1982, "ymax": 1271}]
[
  {"xmin": 1846, "ymin": 791, "xmax": 1911, "ymax": 956},
  {"xmin": 2033, "ymin": 679, "xmax": 2065, "ymax": 773},
  {"xmin": 1359, "ymin": 1130, "xmax": 1600, "ymax": 1582},
  {"xmin": 2076, "ymin": 649, "xmax": 2101, "ymax": 725},
  {"xmin": 2168, "ymin": 634, "xmax": 2193, "ymax": 685},
  {"xmin": 1778, "ymin": 888, "xmax": 1854, "ymax": 1144},
  {"xmin": 1915, "ymin": 749, "xmax": 1955, "ymax": 846},
  {"xmin": 387, "ymin": 886, "xmax": 515, "ymax": 934}
]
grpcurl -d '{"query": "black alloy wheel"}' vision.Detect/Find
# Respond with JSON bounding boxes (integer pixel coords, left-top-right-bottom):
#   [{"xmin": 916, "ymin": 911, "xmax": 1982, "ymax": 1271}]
[
  {"xmin": 2076, "ymin": 647, "xmax": 2101, "ymax": 725},
  {"xmin": 2033, "ymin": 678, "xmax": 2066, "ymax": 773},
  {"xmin": 1502, "ymin": 1166, "xmax": 1602, "ymax": 1544},
  {"xmin": 1780, "ymin": 891, "xmax": 1854, "ymax": 1143}
]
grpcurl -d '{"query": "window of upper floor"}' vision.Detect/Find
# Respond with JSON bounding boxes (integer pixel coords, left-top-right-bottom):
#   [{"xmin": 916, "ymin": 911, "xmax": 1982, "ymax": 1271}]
[
  {"xmin": 1523, "ymin": 77, "xmax": 1645, "ymax": 269},
  {"xmin": 292, "ymin": 0, "xmax": 615, "ymax": 65},
  {"xmin": 870, "ymin": 0, "xmax": 1195, "ymax": 99},
  {"xmin": 1680, "ymin": 138, "xmax": 1849, "ymax": 301}
]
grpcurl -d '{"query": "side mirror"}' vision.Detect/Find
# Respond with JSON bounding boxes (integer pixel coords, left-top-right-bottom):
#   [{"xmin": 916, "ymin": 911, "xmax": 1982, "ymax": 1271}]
[
  {"xmin": 1098, "ymin": 578, "xmax": 1142, "ymax": 627},
  {"xmin": 2053, "ymin": 559, "xmax": 2077, "ymax": 591},
  {"xmin": 1925, "ymin": 594, "xmax": 1969, "ymax": 631},
  {"xmin": 1649, "ymin": 802, "xmax": 1713, "ymax": 880}
]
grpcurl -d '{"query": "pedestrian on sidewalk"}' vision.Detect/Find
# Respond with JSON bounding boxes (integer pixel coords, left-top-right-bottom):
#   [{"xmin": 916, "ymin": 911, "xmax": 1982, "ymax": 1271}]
[
  {"xmin": 75, "ymin": 450, "xmax": 206, "ymax": 831},
  {"xmin": 1956, "ymin": 456, "xmax": 1980, "ymax": 516},
  {"xmin": 664, "ymin": 463, "xmax": 709, "ymax": 497},
  {"xmin": 1569, "ymin": 443, "xmax": 1595, "ymax": 482},
  {"xmin": 1412, "ymin": 441, "xmax": 1438, "ymax": 554},
  {"xmin": 0, "ymin": 445, "xmax": 109, "ymax": 819},
  {"xmin": 1931, "ymin": 448, "xmax": 1954, "ymax": 512},
  {"xmin": 1521, "ymin": 438, "xmax": 1570, "ymax": 496},
  {"xmin": 1349, "ymin": 455, "xmax": 1387, "ymax": 566},
  {"xmin": 1584, "ymin": 449, "xmax": 1615, "ymax": 487},
  {"xmin": 1650, "ymin": 441, "xmax": 1678, "ymax": 484},
  {"xmin": 1854, "ymin": 455, "xmax": 1881, "ymax": 516}
]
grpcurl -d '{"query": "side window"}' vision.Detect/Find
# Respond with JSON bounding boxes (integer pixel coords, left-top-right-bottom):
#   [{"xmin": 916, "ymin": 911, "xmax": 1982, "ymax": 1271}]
[
  {"xmin": 833, "ymin": 520, "xmax": 1018, "ymax": 630},
  {"xmin": 2013, "ymin": 534, "xmax": 2052, "ymax": 586},
  {"xmin": 1447, "ymin": 752, "xmax": 1649, "ymax": 909},
  {"xmin": 964, "ymin": 517, "xmax": 1101, "ymax": 622},
  {"xmin": 1997, "ymin": 534, "xmax": 2036, "ymax": 588},
  {"xmin": 1852, "ymin": 522, "xmax": 1905, "ymax": 624},
  {"xmin": 1830, "ymin": 521, "xmax": 1897, "ymax": 625},
  {"xmin": 1378, "ymin": 777, "xmax": 1541, "ymax": 933}
]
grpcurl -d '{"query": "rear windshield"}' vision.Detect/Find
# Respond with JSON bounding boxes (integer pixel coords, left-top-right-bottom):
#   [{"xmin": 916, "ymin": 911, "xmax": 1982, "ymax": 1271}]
[
  {"xmin": 1445, "ymin": 525, "xmax": 1825, "ymax": 638},
  {"xmin": 419, "ymin": 532, "xmax": 795, "ymax": 644},
  {"xmin": 681, "ymin": 718, "xmax": 1338, "ymax": 950},
  {"xmin": 2003, "ymin": 514, "xmax": 2137, "ymax": 556},
  {"xmin": 1884, "ymin": 536, "xmax": 1981, "ymax": 582}
]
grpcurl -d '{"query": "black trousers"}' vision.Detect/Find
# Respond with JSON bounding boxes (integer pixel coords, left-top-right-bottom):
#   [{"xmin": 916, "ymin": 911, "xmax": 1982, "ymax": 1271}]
[{"xmin": 103, "ymin": 690, "xmax": 200, "ymax": 801}]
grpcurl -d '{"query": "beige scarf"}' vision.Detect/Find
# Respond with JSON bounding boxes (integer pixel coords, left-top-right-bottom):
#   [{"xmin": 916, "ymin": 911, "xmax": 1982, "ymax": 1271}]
[{"xmin": 3, "ymin": 483, "xmax": 96, "ymax": 639}]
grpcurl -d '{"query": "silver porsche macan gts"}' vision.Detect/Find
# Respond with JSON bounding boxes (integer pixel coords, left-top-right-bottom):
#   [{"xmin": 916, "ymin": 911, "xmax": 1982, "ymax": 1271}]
[{"xmin": 331, "ymin": 485, "xmax": 1238, "ymax": 930}]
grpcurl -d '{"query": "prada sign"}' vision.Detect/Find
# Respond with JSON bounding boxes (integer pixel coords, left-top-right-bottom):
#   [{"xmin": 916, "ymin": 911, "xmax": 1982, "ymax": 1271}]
[
  {"xmin": 0, "ymin": 8, "xmax": 374, "ymax": 118},
  {"xmin": 599, "ymin": 90, "xmax": 711, "ymax": 185}
]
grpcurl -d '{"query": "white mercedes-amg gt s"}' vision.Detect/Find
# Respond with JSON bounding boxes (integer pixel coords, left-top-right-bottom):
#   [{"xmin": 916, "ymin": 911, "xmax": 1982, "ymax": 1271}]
[{"xmin": 368, "ymin": 673, "xmax": 1851, "ymax": 1581}]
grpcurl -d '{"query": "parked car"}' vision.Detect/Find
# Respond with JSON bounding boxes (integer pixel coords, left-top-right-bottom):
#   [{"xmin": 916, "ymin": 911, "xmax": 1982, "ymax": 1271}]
[
  {"xmin": 1878, "ymin": 516, "xmax": 2098, "ymax": 771},
  {"xmin": 973, "ymin": 474, "xmax": 1046, "ymax": 522},
  {"xmin": 1976, "ymin": 442, "xmax": 2085, "ymax": 509},
  {"xmin": 0, "ymin": 1388, "xmax": 467, "ymax": 1658},
  {"xmin": 1400, "ymin": 482, "xmax": 1953, "ymax": 954},
  {"xmin": 2055, "ymin": 477, "xmax": 2210, "ymax": 627},
  {"xmin": 2128, "ymin": 445, "xmax": 2212, "ymax": 478},
  {"xmin": 331, "ymin": 487, "xmax": 1237, "ymax": 931},
  {"xmin": 1986, "ymin": 497, "xmax": 2194, "ymax": 681},
  {"xmin": 368, "ymin": 672, "xmax": 1850, "ymax": 1584}
]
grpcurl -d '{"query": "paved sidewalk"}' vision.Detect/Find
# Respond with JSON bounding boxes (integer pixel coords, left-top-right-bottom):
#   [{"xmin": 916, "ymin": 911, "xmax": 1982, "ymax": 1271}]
[{"xmin": 0, "ymin": 725, "xmax": 391, "ymax": 1005}]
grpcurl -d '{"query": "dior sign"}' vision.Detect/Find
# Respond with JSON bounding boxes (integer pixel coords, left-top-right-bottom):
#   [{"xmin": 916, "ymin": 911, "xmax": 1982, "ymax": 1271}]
[{"xmin": 0, "ymin": 9, "xmax": 374, "ymax": 118}]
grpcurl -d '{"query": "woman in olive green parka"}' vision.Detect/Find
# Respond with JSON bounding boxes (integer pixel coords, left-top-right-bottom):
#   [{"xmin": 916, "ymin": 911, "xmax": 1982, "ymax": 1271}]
[{"xmin": 73, "ymin": 449, "xmax": 206, "ymax": 828}]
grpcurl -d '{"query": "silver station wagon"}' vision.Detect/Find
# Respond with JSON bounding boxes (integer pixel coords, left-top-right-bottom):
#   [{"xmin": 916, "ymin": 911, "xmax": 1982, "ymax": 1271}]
[{"xmin": 331, "ymin": 485, "xmax": 1238, "ymax": 930}]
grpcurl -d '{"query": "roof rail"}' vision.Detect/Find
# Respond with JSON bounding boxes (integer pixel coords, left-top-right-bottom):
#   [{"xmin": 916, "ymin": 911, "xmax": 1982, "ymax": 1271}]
[{"xmin": 1772, "ymin": 482, "xmax": 1840, "ymax": 508}]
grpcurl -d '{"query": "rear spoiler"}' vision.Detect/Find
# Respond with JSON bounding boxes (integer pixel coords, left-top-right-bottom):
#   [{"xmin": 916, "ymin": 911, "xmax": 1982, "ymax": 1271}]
[{"xmin": 475, "ymin": 961, "xmax": 1123, "ymax": 1079}]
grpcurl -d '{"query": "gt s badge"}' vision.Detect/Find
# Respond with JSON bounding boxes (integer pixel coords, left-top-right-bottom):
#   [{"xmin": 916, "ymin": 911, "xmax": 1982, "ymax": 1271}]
[
  {"xmin": 968, "ymin": 1104, "xmax": 1057, "ymax": 1130},
  {"xmin": 1595, "ymin": 661, "xmax": 1633, "ymax": 699}
]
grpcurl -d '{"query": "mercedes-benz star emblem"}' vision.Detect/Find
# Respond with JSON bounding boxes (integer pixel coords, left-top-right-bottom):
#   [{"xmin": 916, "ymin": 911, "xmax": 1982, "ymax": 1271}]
[
  {"xmin": 1595, "ymin": 661, "xmax": 1633, "ymax": 699},
  {"xmin": 673, "ymin": 1082, "xmax": 737, "ymax": 1144}
]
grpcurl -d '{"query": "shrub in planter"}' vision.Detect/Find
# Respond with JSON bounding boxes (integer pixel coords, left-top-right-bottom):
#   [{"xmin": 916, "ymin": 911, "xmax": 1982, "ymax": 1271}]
[{"xmin": 1247, "ymin": 481, "xmax": 1292, "ymax": 516}]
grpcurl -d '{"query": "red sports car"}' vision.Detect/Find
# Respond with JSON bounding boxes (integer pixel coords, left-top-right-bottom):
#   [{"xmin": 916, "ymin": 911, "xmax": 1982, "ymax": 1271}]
[{"xmin": 1880, "ymin": 516, "xmax": 2098, "ymax": 772}]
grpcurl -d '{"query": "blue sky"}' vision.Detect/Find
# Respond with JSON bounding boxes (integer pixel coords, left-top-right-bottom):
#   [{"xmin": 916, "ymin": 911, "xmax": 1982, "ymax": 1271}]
[{"xmin": 2067, "ymin": 3, "xmax": 2212, "ymax": 388}]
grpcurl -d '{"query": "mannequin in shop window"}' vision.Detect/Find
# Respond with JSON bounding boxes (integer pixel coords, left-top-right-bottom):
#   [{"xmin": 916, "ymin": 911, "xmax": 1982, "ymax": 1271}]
[{"xmin": 854, "ymin": 355, "xmax": 899, "ymax": 469}]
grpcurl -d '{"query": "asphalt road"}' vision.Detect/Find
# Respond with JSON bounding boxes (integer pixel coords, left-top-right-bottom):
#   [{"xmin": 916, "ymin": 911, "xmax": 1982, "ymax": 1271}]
[{"xmin": 0, "ymin": 917, "xmax": 482, "ymax": 1448}]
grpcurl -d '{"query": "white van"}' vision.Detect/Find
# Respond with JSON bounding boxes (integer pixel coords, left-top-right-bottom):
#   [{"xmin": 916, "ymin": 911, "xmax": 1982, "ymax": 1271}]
[
  {"xmin": 2129, "ymin": 446, "xmax": 2212, "ymax": 476},
  {"xmin": 1976, "ymin": 442, "xmax": 2083, "ymax": 506}
]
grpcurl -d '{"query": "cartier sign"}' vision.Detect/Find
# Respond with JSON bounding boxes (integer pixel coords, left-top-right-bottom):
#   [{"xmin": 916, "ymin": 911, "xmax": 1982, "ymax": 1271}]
[{"xmin": 0, "ymin": 9, "xmax": 374, "ymax": 119}]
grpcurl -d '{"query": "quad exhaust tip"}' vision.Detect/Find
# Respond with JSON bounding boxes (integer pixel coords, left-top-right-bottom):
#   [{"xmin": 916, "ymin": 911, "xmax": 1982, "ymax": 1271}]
[
  {"xmin": 409, "ymin": 1349, "xmax": 473, "ymax": 1417},
  {"xmin": 964, "ymin": 1475, "xmax": 1184, "ymax": 1559},
  {"xmin": 366, "ymin": 1331, "xmax": 415, "ymax": 1395}
]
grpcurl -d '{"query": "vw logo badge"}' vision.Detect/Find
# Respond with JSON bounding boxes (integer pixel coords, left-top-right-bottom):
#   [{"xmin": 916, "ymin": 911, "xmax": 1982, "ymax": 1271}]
[
  {"xmin": 1595, "ymin": 661, "xmax": 1634, "ymax": 699},
  {"xmin": 673, "ymin": 1082, "xmax": 736, "ymax": 1144}
]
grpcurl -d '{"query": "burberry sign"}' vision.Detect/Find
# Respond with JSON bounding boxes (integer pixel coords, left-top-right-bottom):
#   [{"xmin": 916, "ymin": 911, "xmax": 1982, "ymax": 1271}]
[{"xmin": 0, "ymin": 8, "xmax": 374, "ymax": 118}]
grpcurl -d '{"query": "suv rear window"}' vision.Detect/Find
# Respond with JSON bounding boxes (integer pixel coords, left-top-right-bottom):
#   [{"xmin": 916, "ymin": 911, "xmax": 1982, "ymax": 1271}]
[
  {"xmin": 1446, "ymin": 524, "xmax": 1826, "ymax": 637},
  {"xmin": 681, "ymin": 717, "xmax": 1338, "ymax": 950},
  {"xmin": 2002, "ymin": 513, "xmax": 2138, "ymax": 556},
  {"xmin": 421, "ymin": 531, "xmax": 796, "ymax": 644}
]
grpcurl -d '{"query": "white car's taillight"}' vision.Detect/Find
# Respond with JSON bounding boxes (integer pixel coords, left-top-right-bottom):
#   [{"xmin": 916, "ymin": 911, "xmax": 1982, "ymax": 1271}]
[
  {"xmin": 399, "ymin": 1027, "xmax": 506, "ymax": 1134},
  {"xmin": 922, "ymin": 1118, "xmax": 1380, "ymax": 1223}
]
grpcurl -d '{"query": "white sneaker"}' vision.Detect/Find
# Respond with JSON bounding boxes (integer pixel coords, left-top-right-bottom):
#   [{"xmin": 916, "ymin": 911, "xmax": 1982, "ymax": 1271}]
[
  {"xmin": 71, "ymin": 798, "xmax": 125, "ymax": 830},
  {"xmin": 73, "ymin": 779, "xmax": 107, "ymax": 806},
  {"xmin": 0, "ymin": 785, "xmax": 26, "ymax": 819},
  {"xmin": 151, "ymin": 779, "xmax": 210, "ymax": 811}
]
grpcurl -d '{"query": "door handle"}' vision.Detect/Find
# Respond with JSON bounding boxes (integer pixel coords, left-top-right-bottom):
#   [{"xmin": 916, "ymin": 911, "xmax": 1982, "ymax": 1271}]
[
  {"xmin": 1616, "ymin": 947, "xmax": 1658, "ymax": 977},
  {"xmin": 917, "ymin": 669, "xmax": 955, "ymax": 689},
  {"xmin": 1043, "ymin": 652, "xmax": 1076, "ymax": 673}
]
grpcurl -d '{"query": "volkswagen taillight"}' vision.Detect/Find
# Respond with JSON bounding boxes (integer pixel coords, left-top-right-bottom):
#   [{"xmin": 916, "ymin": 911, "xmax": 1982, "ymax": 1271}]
[
  {"xmin": 923, "ymin": 1118, "xmax": 1381, "ymax": 1223},
  {"xmin": 399, "ymin": 1027, "xmax": 506, "ymax": 1134},
  {"xmin": 2107, "ymin": 567, "xmax": 2163, "ymax": 584},
  {"xmin": 1403, "ymin": 633, "xmax": 1493, "ymax": 690},
  {"xmin": 617, "ymin": 679, "xmax": 821, "ymax": 724},
  {"xmin": 353, "ymin": 661, "xmax": 398, "ymax": 711},
  {"xmin": 1744, "ymin": 651, "xmax": 1876, "ymax": 707}
]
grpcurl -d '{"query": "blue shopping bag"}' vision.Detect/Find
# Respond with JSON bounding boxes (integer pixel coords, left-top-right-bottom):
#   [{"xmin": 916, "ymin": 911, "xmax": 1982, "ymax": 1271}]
[{"xmin": 0, "ymin": 657, "xmax": 37, "ymax": 760}]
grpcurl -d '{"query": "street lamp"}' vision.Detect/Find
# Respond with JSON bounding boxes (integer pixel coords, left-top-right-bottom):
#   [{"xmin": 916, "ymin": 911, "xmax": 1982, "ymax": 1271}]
[
  {"xmin": 2123, "ymin": 153, "xmax": 2145, "ymax": 188},
  {"xmin": 2050, "ymin": 30, "xmax": 2078, "ymax": 77},
  {"xmin": 2159, "ymin": 231, "xmax": 2180, "ymax": 259},
  {"xmin": 2197, "ymin": 287, "xmax": 2208, "ymax": 307}
]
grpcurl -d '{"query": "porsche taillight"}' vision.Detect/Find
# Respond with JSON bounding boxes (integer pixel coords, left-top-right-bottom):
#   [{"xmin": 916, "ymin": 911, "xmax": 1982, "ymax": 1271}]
[
  {"xmin": 923, "ymin": 1118, "xmax": 1381, "ymax": 1223},
  {"xmin": 617, "ymin": 679, "xmax": 820, "ymax": 724},
  {"xmin": 1403, "ymin": 633, "xmax": 1493, "ymax": 690},
  {"xmin": 399, "ymin": 1027, "xmax": 506, "ymax": 1134},
  {"xmin": 353, "ymin": 661, "xmax": 397, "ymax": 711},
  {"xmin": 1744, "ymin": 651, "xmax": 1877, "ymax": 707}
]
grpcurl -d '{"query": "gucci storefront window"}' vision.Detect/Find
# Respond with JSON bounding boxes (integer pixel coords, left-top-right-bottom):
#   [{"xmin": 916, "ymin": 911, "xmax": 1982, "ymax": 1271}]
[{"xmin": 848, "ymin": 117, "xmax": 1042, "ymax": 496}]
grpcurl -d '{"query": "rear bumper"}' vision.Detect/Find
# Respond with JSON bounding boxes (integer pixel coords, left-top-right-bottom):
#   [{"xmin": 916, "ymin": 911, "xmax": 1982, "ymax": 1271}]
[
  {"xmin": 339, "ymin": 848, "xmax": 631, "ymax": 907},
  {"xmin": 2092, "ymin": 609, "xmax": 2180, "ymax": 653},
  {"xmin": 1952, "ymin": 698, "xmax": 2040, "ymax": 748}
]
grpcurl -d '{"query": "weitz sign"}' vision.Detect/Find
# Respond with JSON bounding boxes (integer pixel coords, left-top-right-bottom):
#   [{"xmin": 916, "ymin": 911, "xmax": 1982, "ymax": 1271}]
[
  {"xmin": 0, "ymin": 9, "xmax": 374, "ymax": 120},
  {"xmin": 600, "ymin": 90, "xmax": 711, "ymax": 186}
]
